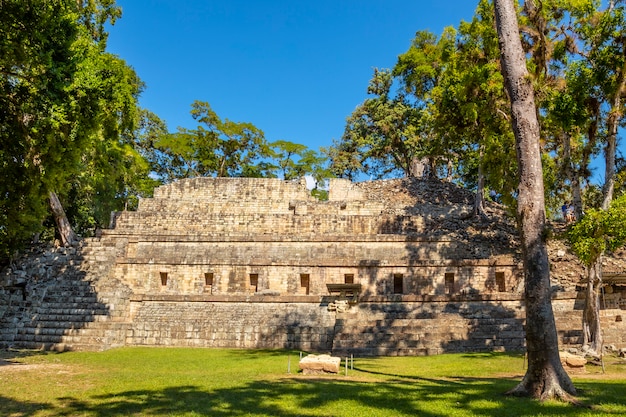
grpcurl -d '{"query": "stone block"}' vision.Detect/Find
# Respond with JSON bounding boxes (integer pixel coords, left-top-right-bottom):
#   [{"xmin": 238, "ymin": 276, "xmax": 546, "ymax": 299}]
[
  {"xmin": 560, "ymin": 351, "xmax": 587, "ymax": 372},
  {"xmin": 299, "ymin": 354, "xmax": 341, "ymax": 374}
]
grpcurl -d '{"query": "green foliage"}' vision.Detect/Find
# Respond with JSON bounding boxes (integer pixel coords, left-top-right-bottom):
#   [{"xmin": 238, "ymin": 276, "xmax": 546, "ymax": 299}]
[
  {"xmin": 0, "ymin": 0, "xmax": 148, "ymax": 255},
  {"xmin": 143, "ymin": 102, "xmax": 329, "ymax": 187},
  {"xmin": 327, "ymin": 68, "xmax": 430, "ymax": 179},
  {"xmin": 0, "ymin": 0, "xmax": 81, "ymax": 256},
  {"xmin": 310, "ymin": 187, "xmax": 329, "ymax": 201},
  {"xmin": 568, "ymin": 194, "xmax": 626, "ymax": 266},
  {"xmin": 270, "ymin": 140, "xmax": 328, "ymax": 182},
  {"xmin": 326, "ymin": 0, "xmax": 521, "ymax": 211},
  {"xmin": 148, "ymin": 100, "xmax": 270, "ymax": 179},
  {"xmin": 327, "ymin": 0, "xmax": 624, "ymax": 223},
  {"xmin": 427, "ymin": 0, "xmax": 517, "ymax": 203}
]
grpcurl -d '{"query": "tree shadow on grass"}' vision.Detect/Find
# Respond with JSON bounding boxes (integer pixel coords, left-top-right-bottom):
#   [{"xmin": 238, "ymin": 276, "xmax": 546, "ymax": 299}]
[
  {"xmin": 32, "ymin": 377, "xmax": 626, "ymax": 417},
  {"xmin": 0, "ymin": 347, "xmax": 64, "ymax": 364},
  {"xmin": 0, "ymin": 395, "xmax": 51, "ymax": 417}
]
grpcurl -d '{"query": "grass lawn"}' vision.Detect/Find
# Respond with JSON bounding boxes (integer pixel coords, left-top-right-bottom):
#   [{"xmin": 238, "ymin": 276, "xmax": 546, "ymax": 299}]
[{"xmin": 1, "ymin": 347, "xmax": 626, "ymax": 416}]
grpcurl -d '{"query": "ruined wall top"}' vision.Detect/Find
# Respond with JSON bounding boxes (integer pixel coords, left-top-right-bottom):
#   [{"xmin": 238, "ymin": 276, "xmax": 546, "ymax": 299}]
[
  {"xmin": 141, "ymin": 177, "xmax": 385, "ymax": 216},
  {"xmin": 152, "ymin": 177, "xmax": 315, "ymax": 202},
  {"xmin": 327, "ymin": 178, "xmax": 366, "ymax": 201},
  {"xmin": 115, "ymin": 176, "xmax": 521, "ymax": 258},
  {"xmin": 152, "ymin": 177, "xmax": 371, "ymax": 203}
]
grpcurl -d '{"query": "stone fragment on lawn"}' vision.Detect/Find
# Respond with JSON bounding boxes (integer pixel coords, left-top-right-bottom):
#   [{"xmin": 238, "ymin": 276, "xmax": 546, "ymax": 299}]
[
  {"xmin": 560, "ymin": 351, "xmax": 587, "ymax": 369},
  {"xmin": 299, "ymin": 354, "xmax": 341, "ymax": 374}
]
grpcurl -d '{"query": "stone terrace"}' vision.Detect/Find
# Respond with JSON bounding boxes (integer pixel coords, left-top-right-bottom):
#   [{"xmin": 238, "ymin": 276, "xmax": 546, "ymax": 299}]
[{"xmin": 1, "ymin": 176, "xmax": 625, "ymax": 354}]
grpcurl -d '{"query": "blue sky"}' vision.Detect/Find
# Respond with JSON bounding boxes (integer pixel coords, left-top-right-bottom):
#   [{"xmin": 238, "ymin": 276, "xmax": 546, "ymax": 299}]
[
  {"xmin": 106, "ymin": 1, "xmax": 622, "ymax": 185},
  {"xmin": 106, "ymin": 0, "xmax": 480, "ymax": 152}
]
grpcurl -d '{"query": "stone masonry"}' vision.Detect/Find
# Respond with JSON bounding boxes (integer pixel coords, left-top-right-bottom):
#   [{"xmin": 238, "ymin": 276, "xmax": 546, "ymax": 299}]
[{"xmin": 1, "ymin": 176, "xmax": 626, "ymax": 354}]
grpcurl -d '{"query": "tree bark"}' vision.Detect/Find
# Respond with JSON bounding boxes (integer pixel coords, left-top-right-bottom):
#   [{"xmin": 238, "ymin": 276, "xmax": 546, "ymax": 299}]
[
  {"xmin": 409, "ymin": 157, "xmax": 430, "ymax": 178},
  {"xmin": 601, "ymin": 81, "xmax": 624, "ymax": 210},
  {"xmin": 49, "ymin": 191, "xmax": 79, "ymax": 247},
  {"xmin": 561, "ymin": 132, "xmax": 583, "ymax": 220},
  {"xmin": 582, "ymin": 257, "xmax": 603, "ymax": 355},
  {"xmin": 494, "ymin": 0, "xmax": 576, "ymax": 401},
  {"xmin": 473, "ymin": 148, "xmax": 487, "ymax": 217}
]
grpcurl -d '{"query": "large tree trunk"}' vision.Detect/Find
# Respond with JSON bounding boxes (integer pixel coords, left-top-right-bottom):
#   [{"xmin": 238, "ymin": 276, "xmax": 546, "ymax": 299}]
[
  {"xmin": 409, "ymin": 156, "xmax": 431, "ymax": 178},
  {"xmin": 494, "ymin": 0, "xmax": 576, "ymax": 401},
  {"xmin": 601, "ymin": 53, "xmax": 625, "ymax": 209},
  {"xmin": 582, "ymin": 257, "xmax": 603, "ymax": 355},
  {"xmin": 561, "ymin": 132, "xmax": 583, "ymax": 220},
  {"xmin": 49, "ymin": 191, "xmax": 79, "ymax": 247},
  {"xmin": 473, "ymin": 148, "xmax": 487, "ymax": 217}
]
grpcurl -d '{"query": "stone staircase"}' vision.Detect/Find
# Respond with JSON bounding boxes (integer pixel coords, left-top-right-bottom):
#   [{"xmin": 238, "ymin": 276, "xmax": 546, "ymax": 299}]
[
  {"xmin": 331, "ymin": 300, "xmax": 527, "ymax": 357},
  {"xmin": 0, "ymin": 237, "xmax": 132, "ymax": 351}
]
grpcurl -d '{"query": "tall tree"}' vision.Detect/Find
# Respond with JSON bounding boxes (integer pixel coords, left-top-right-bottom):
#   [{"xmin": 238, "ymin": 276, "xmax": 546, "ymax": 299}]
[
  {"xmin": 1, "ymin": 1, "xmax": 79, "ymax": 253},
  {"xmin": 590, "ymin": 1, "xmax": 626, "ymax": 210},
  {"xmin": 427, "ymin": 0, "xmax": 517, "ymax": 214},
  {"xmin": 327, "ymin": 68, "xmax": 428, "ymax": 179},
  {"xmin": 494, "ymin": 0, "xmax": 576, "ymax": 401},
  {"xmin": 151, "ymin": 101, "xmax": 270, "ymax": 180},
  {"xmin": 0, "ymin": 0, "xmax": 144, "ymax": 254},
  {"xmin": 270, "ymin": 140, "xmax": 329, "ymax": 185},
  {"xmin": 568, "ymin": 194, "xmax": 626, "ymax": 355},
  {"xmin": 562, "ymin": 0, "xmax": 626, "ymax": 355},
  {"xmin": 519, "ymin": 0, "xmax": 598, "ymax": 220}
]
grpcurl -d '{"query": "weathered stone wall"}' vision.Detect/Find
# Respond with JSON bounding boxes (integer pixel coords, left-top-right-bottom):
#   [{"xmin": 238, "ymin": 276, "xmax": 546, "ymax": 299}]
[
  {"xmin": 113, "ymin": 261, "xmax": 521, "ymax": 298},
  {"xmin": 118, "ymin": 294, "xmax": 626, "ymax": 356},
  {"xmin": 2, "ymin": 176, "xmax": 625, "ymax": 355},
  {"xmin": 332, "ymin": 294, "xmax": 626, "ymax": 356},
  {"xmin": 107, "ymin": 177, "xmax": 525, "ymax": 302},
  {"xmin": 126, "ymin": 297, "xmax": 334, "ymax": 351},
  {"xmin": 333, "ymin": 297, "xmax": 527, "ymax": 356}
]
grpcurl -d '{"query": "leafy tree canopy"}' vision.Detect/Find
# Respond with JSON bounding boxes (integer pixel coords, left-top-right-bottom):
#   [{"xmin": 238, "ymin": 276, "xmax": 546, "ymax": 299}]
[
  {"xmin": 0, "ymin": 0, "xmax": 145, "ymax": 259},
  {"xmin": 568, "ymin": 193, "xmax": 626, "ymax": 266}
]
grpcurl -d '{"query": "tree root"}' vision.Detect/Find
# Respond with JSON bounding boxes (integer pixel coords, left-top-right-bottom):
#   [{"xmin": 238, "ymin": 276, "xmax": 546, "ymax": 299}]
[{"xmin": 505, "ymin": 381, "xmax": 590, "ymax": 408}]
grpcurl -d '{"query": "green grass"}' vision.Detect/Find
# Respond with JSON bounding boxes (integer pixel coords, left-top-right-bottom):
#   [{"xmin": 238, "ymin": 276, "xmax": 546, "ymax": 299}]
[{"xmin": 1, "ymin": 348, "xmax": 626, "ymax": 416}]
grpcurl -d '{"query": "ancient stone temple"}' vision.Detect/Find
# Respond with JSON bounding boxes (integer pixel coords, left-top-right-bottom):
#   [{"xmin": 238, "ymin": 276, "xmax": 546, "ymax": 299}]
[{"xmin": 1, "ymin": 177, "xmax": 626, "ymax": 354}]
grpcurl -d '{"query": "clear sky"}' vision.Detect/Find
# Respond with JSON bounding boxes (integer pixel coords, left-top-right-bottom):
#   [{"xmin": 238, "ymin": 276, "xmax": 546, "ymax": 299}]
[
  {"xmin": 106, "ymin": 0, "xmax": 622, "ymax": 185},
  {"xmin": 106, "ymin": 0, "xmax": 480, "ymax": 152}
]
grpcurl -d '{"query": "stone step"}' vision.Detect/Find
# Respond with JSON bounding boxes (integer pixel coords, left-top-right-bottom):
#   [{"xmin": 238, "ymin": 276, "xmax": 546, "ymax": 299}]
[
  {"xmin": 18, "ymin": 320, "xmax": 129, "ymax": 333},
  {"xmin": 35, "ymin": 297, "xmax": 103, "ymax": 305},
  {"xmin": 9, "ymin": 340, "xmax": 118, "ymax": 352},
  {"xmin": 27, "ymin": 314, "xmax": 110, "ymax": 324},
  {"xmin": 332, "ymin": 347, "xmax": 443, "ymax": 356},
  {"xmin": 0, "ymin": 237, "xmax": 131, "ymax": 352},
  {"xmin": 9, "ymin": 341, "xmax": 69, "ymax": 351},
  {"xmin": 42, "ymin": 289, "xmax": 99, "ymax": 296},
  {"xmin": 31, "ymin": 306, "xmax": 109, "ymax": 315},
  {"xmin": 13, "ymin": 322, "xmax": 130, "ymax": 350}
]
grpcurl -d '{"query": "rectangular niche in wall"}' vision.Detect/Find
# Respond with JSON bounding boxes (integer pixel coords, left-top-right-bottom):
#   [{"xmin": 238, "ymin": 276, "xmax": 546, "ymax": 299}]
[
  {"xmin": 204, "ymin": 272, "xmax": 214, "ymax": 293},
  {"xmin": 249, "ymin": 273, "xmax": 259, "ymax": 293},
  {"xmin": 495, "ymin": 271, "xmax": 506, "ymax": 292},
  {"xmin": 300, "ymin": 274, "xmax": 310, "ymax": 295},
  {"xmin": 445, "ymin": 272, "xmax": 455, "ymax": 294},
  {"xmin": 393, "ymin": 273, "xmax": 404, "ymax": 294},
  {"xmin": 160, "ymin": 272, "xmax": 168, "ymax": 286},
  {"xmin": 344, "ymin": 273, "xmax": 354, "ymax": 284}
]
